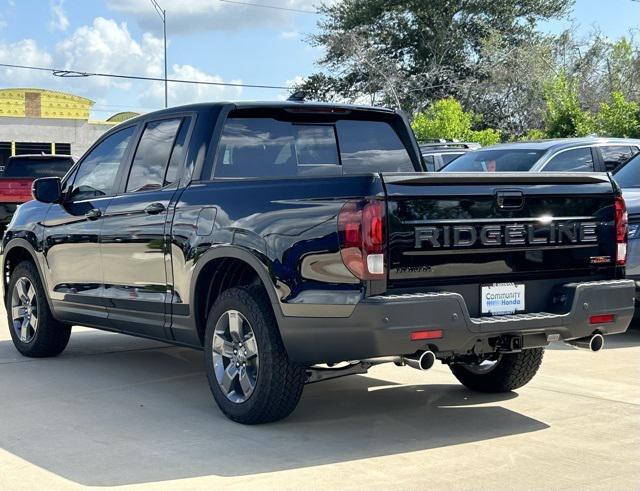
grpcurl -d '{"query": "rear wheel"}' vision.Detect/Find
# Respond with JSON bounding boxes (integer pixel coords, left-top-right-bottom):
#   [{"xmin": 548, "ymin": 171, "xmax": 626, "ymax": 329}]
[
  {"xmin": 204, "ymin": 285, "xmax": 306, "ymax": 424},
  {"xmin": 449, "ymin": 348, "xmax": 544, "ymax": 392},
  {"xmin": 6, "ymin": 261, "xmax": 71, "ymax": 357}
]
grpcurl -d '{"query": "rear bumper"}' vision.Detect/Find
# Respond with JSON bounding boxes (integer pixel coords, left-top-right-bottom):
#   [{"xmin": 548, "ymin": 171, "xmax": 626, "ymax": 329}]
[{"xmin": 279, "ymin": 279, "xmax": 635, "ymax": 364}]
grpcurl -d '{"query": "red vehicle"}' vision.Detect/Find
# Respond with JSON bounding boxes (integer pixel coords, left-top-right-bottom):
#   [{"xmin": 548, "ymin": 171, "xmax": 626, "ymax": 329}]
[{"xmin": 0, "ymin": 154, "xmax": 75, "ymax": 233}]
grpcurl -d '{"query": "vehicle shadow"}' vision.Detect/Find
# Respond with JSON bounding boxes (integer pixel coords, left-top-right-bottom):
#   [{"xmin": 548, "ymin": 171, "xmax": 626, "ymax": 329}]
[
  {"xmin": 0, "ymin": 331, "xmax": 549, "ymax": 487},
  {"xmin": 546, "ymin": 328, "xmax": 640, "ymax": 350}
]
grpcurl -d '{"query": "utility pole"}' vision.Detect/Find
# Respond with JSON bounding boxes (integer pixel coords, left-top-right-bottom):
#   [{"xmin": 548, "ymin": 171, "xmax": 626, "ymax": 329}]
[{"xmin": 150, "ymin": 0, "xmax": 168, "ymax": 108}]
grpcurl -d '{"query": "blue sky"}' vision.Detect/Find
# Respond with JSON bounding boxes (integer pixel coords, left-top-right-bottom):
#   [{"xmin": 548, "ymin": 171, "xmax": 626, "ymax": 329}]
[{"xmin": 0, "ymin": 0, "xmax": 638, "ymax": 119}]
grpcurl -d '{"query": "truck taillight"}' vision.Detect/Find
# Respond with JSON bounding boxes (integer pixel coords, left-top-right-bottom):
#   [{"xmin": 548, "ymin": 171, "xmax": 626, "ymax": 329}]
[
  {"xmin": 615, "ymin": 195, "xmax": 628, "ymax": 265},
  {"xmin": 338, "ymin": 199, "xmax": 385, "ymax": 280}
]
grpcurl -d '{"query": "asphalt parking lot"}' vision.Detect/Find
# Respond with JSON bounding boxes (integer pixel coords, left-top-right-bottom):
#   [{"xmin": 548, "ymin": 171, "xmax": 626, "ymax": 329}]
[{"xmin": 0, "ymin": 303, "xmax": 638, "ymax": 491}]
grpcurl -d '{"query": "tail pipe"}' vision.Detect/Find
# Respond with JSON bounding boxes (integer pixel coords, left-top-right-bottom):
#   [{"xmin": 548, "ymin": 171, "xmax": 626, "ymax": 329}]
[
  {"xmin": 396, "ymin": 350, "xmax": 436, "ymax": 371},
  {"xmin": 566, "ymin": 333, "xmax": 604, "ymax": 352}
]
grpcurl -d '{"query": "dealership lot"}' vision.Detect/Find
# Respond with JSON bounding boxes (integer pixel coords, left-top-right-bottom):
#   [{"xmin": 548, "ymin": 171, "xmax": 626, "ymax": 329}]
[{"xmin": 0, "ymin": 302, "xmax": 638, "ymax": 490}]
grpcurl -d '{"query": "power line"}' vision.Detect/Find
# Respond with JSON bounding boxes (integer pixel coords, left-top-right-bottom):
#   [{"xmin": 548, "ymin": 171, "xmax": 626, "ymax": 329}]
[
  {"xmin": 0, "ymin": 62, "xmax": 291, "ymax": 90},
  {"xmin": 218, "ymin": 0, "xmax": 319, "ymax": 14}
]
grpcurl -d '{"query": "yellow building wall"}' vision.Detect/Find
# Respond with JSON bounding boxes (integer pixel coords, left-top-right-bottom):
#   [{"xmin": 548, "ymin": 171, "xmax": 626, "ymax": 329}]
[
  {"xmin": 0, "ymin": 89, "xmax": 25, "ymax": 117},
  {"xmin": 0, "ymin": 88, "xmax": 94, "ymax": 120}
]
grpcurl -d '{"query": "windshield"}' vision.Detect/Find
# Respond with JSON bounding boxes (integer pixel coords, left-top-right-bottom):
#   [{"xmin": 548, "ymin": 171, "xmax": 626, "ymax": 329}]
[
  {"xmin": 3, "ymin": 157, "xmax": 74, "ymax": 178},
  {"xmin": 441, "ymin": 149, "xmax": 545, "ymax": 172},
  {"xmin": 613, "ymin": 154, "xmax": 640, "ymax": 188}
]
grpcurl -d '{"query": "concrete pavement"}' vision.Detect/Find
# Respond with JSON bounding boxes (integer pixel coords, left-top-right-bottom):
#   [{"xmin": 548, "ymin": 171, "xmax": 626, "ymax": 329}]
[{"xmin": 0, "ymin": 306, "xmax": 638, "ymax": 490}]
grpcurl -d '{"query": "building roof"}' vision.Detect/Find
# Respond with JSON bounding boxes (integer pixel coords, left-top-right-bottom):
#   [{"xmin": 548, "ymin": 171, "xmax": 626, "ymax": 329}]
[{"xmin": 106, "ymin": 111, "xmax": 140, "ymax": 123}]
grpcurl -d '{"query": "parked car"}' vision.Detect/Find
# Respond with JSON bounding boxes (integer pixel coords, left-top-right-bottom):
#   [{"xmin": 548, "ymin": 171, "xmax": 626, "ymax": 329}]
[
  {"xmin": 419, "ymin": 141, "xmax": 480, "ymax": 171},
  {"xmin": 2, "ymin": 102, "xmax": 634, "ymax": 424},
  {"xmin": 613, "ymin": 153, "xmax": 640, "ymax": 313},
  {"xmin": 0, "ymin": 154, "xmax": 75, "ymax": 234},
  {"xmin": 441, "ymin": 138, "xmax": 640, "ymax": 173}
]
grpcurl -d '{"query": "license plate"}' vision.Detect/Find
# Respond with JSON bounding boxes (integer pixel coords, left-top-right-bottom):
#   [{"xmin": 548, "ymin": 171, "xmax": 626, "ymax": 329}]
[{"xmin": 481, "ymin": 283, "xmax": 525, "ymax": 316}]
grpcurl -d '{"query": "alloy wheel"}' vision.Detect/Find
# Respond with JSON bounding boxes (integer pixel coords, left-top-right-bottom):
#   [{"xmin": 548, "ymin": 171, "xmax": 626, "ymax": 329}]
[
  {"xmin": 11, "ymin": 277, "xmax": 38, "ymax": 343},
  {"xmin": 212, "ymin": 310, "xmax": 259, "ymax": 403}
]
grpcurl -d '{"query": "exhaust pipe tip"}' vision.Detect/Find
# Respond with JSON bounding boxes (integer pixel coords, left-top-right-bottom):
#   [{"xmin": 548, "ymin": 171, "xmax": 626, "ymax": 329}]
[
  {"xmin": 417, "ymin": 350, "xmax": 436, "ymax": 370},
  {"xmin": 589, "ymin": 333, "xmax": 604, "ymax": 352},
  {"xmin": 566, "ymin": 333, "xmax": 605, "ymax": 352},
  {"xmin": 399, "ymin": 351, "xmax": 436, "ymax": 371}
]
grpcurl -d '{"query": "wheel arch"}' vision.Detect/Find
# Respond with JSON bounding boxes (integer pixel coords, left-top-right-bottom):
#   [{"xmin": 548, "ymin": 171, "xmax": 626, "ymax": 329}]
[
  {"xmin": 2, "ymin": 239, "xmax": 49, "ymax": 306},
  {"xmin": 189, "ymin": 246, "xmax": 285, "ymax": 346}
]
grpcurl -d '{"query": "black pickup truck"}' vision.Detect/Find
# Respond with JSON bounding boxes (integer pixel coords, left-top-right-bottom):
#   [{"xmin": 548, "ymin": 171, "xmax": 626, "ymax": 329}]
[{"xmin": 2, "ymin": 102, "xmax": 635, "ymax": 424}]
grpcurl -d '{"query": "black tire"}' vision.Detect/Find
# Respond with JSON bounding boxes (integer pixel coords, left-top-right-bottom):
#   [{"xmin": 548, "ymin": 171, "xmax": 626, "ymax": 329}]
[
  {"xmin": 204, "ymin": 285, "xmax": 306, "ymax": 424},
  {"xmin": 6, "ymin": 260, "xmax": 71, "ymax": 357},
  {"xmin": 450, "ymin": 348, "xmax": 544, "ymax": 393}
]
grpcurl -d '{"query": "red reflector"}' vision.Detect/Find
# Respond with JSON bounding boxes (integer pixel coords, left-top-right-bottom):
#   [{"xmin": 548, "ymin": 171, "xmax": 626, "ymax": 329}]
[
  {"xmin": 590, "ymin": 314, "xmax": 614, "ymax": 325},
  {"xmin": 410, "ymin": 329, "xmax": 443, "ymax": 341}
]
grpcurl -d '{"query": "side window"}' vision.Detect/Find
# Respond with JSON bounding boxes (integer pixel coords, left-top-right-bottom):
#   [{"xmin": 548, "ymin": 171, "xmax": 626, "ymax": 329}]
[
  {"xmin": 440, "ymin": 153, "xmax": 463, "ymax": 167},
  {"xmin": 61, "ymin": 166, "xmax": 78, "ymax": 196},
  {"xmin": 70, "ymin": 126, "xmax": 135, "ymax": 201},
  {"xmin": 164, "ymin": 117, "xmax": 191, "ymax": 186},
  {"xmin": 423, "ymin": 155, "xmax": 435, "ymax": 172},
  {"xmin": 600, "ymin": 146, "xmax": 634, "ymax": 172},
  {"xmin": 543, "ymin": 148, "xmax": 594, "ymax": 172},
  {"xmin": 126, "ymin": 118, "xmax": 182, "ymax": 193}
]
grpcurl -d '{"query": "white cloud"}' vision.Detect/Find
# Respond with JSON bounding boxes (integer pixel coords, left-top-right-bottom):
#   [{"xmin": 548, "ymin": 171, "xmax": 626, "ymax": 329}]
[
  {"xmin": 140, "ymin": 64, "xmax": 243, "ymax": 107},
  {"xmin": 49, "ymin": 0, "xmax": 70, "ymax": 32},
  {"xmin": 106, "ymin": 0, "xmax": 321, "ymax": 34},
  {"xmin": 56, "ymin": 17, "xmax": 162, "ymax": 89},
  {"xmin": 281, "ymin": 30, "xmax": 300, "ymax": 40},
  {"xmin": 0, "ymin": 39, "xmax": 54, "ymax": 86},
  {"xmin": 0, "ymin": 17, "xmax": 242, "ymax": 112}
]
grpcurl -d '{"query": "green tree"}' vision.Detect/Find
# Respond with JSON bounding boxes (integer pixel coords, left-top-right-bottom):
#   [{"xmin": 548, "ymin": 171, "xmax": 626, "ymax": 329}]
[
  {"xmin": 296, "ymin": 0, "xmax": 573, "ymax": 113},
  {"xmin": 596, "ymin": 91, "xmax": 640, "ymax": 138},
  {"xmin": 411, "ymin": 98, "xmax": 501, "ymax": 146},
  {"xmin": 543, "ymin": 74, "xmax": 595, "ymax": 137}
]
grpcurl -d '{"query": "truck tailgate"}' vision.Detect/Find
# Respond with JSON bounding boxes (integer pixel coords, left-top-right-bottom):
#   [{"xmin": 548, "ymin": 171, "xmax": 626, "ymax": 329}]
[
  {"xmin": 0, "ymin": 178, "xmax": 34, "ymax": 203},
  {"xmin": 382, "ymin": 172, "xmax": 619, "ymax": 288}
]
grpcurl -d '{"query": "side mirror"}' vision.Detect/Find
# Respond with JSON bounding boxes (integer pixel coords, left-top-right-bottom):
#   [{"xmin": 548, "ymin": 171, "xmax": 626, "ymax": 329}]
[{"xmin": 32, "ymin": 177, "xmax": 62, "ymax": 203}]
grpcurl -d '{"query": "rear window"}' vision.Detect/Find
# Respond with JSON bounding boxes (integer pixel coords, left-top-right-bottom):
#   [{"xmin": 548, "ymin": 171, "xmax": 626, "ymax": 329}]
[
  {"xmin": 441, "ymin": 149, "xmax": 544, "ymax": 172},
  {"xmin": 614, "ymin": 154, "xmax": 640, "ymax": 188},
  {"xmin": 213, "ymin": 117, "xmax": 414, "ymax": 178},
  {"xmin": 3, "ymin": 157, "xmax": 74, "ymax": 178}
]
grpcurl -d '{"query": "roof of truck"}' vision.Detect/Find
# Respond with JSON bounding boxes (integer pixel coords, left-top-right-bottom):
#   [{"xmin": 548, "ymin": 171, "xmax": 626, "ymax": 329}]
[{"xmin": 116, "ymin": 101, "xmax": 398, "ymax": 128}]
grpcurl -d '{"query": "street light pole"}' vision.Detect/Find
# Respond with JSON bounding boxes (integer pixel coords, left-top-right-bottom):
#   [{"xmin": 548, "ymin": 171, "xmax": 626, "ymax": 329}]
[
  {"xmin": 163, "ymin": 8, "xmax": 167, "ymax": 108},
  {"xmin": 150, "ymin": 0, "xmax": 168, "ymax": 108}
]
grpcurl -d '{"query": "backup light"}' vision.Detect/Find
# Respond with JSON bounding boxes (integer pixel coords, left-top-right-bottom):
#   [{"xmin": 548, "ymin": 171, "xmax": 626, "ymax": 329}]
[
  {"xmin": 615, "ymin": 195, "xmax": 628, "ymax": 265},
  {"xmin": 338, "ymin": 199, "xmax": 386, "ymax": 280}
]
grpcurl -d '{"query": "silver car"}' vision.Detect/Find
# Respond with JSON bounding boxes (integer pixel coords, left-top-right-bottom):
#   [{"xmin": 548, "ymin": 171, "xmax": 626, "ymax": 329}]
[{"xmin": 441, "ymin": 137, "xmax": 640, "ymax": 173}]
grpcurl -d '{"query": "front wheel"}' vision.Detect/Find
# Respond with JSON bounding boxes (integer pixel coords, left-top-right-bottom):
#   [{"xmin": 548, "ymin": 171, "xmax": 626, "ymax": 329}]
[
  {"xmin": 6, "ymin": 261, "xmax": 71, "ymax": 357},
  {"xmin": 204, "ymin": 285, "xmax": 306, "ymax": 424},
  {"xmin": 449, "ymin": 348, "xmax": 544, "ymax": 393}
]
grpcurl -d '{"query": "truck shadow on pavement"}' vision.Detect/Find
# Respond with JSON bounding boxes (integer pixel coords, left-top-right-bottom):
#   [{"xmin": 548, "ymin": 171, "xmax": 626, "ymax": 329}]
[{"xmin": 0, "ymin": 330, "xmax": 549, "ymax": 487}]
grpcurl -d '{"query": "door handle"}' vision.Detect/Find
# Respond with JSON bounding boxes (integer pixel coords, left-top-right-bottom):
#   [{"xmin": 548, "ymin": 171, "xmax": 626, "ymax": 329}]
[
  {"xmin": 85, "ymin": 208, "xmax": 102, "ymax": 220},
  {"xmin": 144, "ymin": 202, "xmax": 166, "ymax": 215}
]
